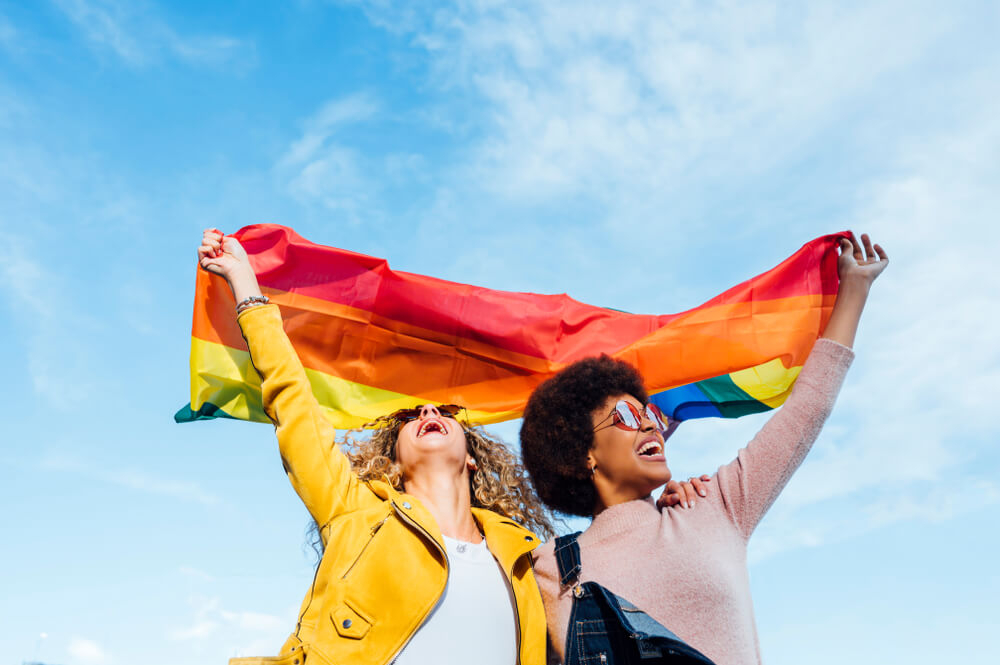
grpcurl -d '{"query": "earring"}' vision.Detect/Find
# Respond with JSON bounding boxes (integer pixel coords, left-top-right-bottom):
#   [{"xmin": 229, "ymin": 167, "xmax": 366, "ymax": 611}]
[{"xmin": 589, "ymin": 464, "xmax": 597, "ymax": 477}]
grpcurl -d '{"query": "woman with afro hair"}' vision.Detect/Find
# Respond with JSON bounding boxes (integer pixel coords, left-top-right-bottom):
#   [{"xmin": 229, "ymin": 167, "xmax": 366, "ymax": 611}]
[{"xmin": 521, "ymin": 233, "xmax": 888, "ymax": 665}]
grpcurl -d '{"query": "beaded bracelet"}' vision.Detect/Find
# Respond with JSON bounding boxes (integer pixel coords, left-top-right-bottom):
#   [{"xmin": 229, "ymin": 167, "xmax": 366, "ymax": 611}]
[{"xmin": 236, "ymin": 295, "xmax": 270, "ymax": 313}]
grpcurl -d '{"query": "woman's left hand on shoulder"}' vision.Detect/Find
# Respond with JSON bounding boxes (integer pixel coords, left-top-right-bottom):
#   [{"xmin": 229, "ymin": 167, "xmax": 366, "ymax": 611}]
[{"xmin": 657, "ymin": 475, "xmax": 712, "ymax": 509}]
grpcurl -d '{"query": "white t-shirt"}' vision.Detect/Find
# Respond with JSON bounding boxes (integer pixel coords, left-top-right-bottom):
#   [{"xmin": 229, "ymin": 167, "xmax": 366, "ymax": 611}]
[{"xmin": 393, "ymin": 535, "xmax": 517, "ymax": 665}]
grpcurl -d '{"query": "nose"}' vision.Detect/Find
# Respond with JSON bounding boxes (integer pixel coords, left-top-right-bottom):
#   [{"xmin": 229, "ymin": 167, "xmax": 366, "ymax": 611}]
[
  {"xmin": 638, "ymin": 410, "xmax": 656, "ymax": 432},
  {"xmin": 419, "ymin": 404, "xmax": 441, "ymax": 419}
]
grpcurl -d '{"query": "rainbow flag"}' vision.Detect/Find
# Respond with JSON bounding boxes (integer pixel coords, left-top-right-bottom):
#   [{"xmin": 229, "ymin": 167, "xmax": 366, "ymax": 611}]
[{"xmin": 175, "ymin": 225, "xmax": 847, "ymax": 428}]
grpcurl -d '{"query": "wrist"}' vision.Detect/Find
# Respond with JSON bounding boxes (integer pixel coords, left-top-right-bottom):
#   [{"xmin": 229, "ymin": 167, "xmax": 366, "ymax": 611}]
[
  {"xmin": 837, "ymin": 274, "xmax": 872, "ymax": 297},
  {"xmin": 227, "ymin": 264, "xmax": 263, "ymax": 304},
  {"xmin": 236, "ymin": 294, "xmax": 270, "ymax": 314},
  {"xmin": 224, "ymin": 262, "xmax": 256, "ymax": 283}
]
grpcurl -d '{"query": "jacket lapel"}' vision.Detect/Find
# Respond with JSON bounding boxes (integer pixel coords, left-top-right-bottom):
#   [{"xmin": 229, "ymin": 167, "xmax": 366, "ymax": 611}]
[
  {"xmin": 368, "ymin": 479, "xmax": 539, "ymax": 570},
  {"xmin": 472, "ymin": 508, "xmax": 540, "ymax": 574}
]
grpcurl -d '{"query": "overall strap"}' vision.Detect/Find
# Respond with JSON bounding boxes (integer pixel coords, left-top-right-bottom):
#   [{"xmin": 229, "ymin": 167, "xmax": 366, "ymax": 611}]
[{"xmin": 553, "ymin": 531, "xmax": 584, "ymax": 587}]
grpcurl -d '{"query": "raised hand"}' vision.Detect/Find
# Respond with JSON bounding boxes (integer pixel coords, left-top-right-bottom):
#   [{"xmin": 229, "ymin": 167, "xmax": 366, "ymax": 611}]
[
  {"xmin": 198, "ymin": 228, "xmax": 251, "ymax": 279},
  {"xmin": 822, "ymin": 232, "xmax": 889, "ymax": 348},
  {"xmin": 197, "ymin": 228, "xmax": 263, "ymax": 306},
  {"xmin": 838, "ymin": 232, "xmax": 889, "ymax": 287}
]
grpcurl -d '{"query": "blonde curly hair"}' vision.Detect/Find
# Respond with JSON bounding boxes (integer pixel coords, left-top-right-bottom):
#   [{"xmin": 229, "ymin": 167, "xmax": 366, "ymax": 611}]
[{"xmin": 307, "ymin": 418, "xmax": 555, "ymax": 558}]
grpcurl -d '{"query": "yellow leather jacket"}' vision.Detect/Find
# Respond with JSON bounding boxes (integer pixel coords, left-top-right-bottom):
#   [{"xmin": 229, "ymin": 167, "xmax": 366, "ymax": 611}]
[{"xmin": 230, "ymin": 305, "xmax": 546, "ymax": 665}]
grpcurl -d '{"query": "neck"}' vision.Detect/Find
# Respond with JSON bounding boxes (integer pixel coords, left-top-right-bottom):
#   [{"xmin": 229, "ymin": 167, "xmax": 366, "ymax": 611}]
[
  {"xmin": 404, "ymin": 467, "xmax": 483, "ymax": 543},
  {"xmin": 592, "ymin": 482, "xmax": 652, "ymax": 518}
]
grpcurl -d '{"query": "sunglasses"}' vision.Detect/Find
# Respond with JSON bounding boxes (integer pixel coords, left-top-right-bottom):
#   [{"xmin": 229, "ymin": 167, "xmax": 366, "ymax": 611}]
[
  {"xmin": 384, "ymin": 403, "xmax": 466, "ymax": 424},
  {"xmin": 593, "ymin": 400, "xmax": 669, "ymax": 435}
]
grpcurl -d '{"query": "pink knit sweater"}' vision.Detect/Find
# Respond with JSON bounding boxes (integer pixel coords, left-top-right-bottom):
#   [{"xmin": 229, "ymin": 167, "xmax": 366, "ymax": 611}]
[{"xmin": 532, "ymin": 338, "xmax": 854, "ymax": 665}]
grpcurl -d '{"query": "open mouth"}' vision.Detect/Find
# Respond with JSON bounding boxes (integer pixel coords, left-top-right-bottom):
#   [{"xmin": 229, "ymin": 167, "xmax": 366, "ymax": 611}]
[
  {"xmin": 416, "ymin": 418, "xmax": 449, "ymax": 437},
  {"xmin": 635, "ymin": 438, "xmax": 663, "ymax": 458}
]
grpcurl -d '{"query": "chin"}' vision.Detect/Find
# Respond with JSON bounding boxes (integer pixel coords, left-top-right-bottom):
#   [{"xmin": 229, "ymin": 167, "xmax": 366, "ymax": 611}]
[
  {"xmin": 640, "ymin": 462, "xmax": 671, "ymax": 484},
  {"xmin": 645, "ymin": 472, "xmax": 672, "ymax": 493}
]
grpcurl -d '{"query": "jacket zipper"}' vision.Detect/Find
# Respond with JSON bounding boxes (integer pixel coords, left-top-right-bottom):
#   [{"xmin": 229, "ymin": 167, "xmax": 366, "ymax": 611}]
[
  {"xmin": 507, "ymin": 554, "xmax": 525, "ymax": 665},
  {"xmin": 384, "ymin": 502, "xmax": 449, "ymax": 665},
  {"xmin": 340, "ymin": 514, "xmax": 390, "ymax": 580}
]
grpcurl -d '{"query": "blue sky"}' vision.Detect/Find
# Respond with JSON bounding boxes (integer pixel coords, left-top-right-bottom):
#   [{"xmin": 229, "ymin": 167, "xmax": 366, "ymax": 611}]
[{"xmin": 1, "ymin": 1, "xmax": 998, "ymax": 663}]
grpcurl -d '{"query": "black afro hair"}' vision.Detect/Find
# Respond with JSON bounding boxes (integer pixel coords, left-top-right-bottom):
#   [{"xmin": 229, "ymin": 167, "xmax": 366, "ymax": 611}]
[{"xmin": 520, "ymin": 355, "xmax": 648, "ymax": 517}]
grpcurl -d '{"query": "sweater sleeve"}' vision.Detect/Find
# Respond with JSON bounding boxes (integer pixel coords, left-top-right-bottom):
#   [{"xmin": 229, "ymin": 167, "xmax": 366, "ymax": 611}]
[
  {"xmin": 238, "ymin": 304, "xmax": 363, "ymax": 528},
  {"xmin": 715, "ymin": 338, "xmax": 855, "ymax": 539}
]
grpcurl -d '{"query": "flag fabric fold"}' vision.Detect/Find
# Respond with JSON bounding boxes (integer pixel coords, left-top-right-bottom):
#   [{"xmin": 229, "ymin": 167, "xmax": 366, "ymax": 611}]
[{"xmin": 176, "ymin": 225, "xmax": 847, "ymax": 429}]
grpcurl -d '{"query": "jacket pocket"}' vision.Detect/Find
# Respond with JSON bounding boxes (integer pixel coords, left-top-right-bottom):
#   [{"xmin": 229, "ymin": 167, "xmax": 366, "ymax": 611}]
[
  {"xmin": 339, "ymin": 512, "xmax": 391, "ymax": 579},
  {"xmin": 331, "ymin": 597, "xmax": 374, "ymax": 640}
]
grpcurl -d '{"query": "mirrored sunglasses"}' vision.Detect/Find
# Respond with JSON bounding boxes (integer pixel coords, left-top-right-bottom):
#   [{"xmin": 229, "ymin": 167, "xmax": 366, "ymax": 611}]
[{"xmin": 594, "ymin": 400, "xmax": 669, "ymax": 435}]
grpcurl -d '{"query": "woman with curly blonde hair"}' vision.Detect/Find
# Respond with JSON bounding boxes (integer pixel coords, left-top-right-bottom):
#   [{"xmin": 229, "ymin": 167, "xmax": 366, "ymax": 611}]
[
  {"xmin": 198, "ymin": 228, "xmax": 559, "ymax": 665},
  {"xmin": 343, "ymin": 419, "xmax": 554, "ymax": 539}
]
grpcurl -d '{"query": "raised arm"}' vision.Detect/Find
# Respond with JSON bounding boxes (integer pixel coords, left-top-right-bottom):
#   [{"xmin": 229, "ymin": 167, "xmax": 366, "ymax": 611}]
[
  {"xmin": 198, "ymin": 229, "xmax": 369, "ymax": 528},
  {"xmin": 715, "ymin": 233, "xmax": 888, "ymax": 538}
]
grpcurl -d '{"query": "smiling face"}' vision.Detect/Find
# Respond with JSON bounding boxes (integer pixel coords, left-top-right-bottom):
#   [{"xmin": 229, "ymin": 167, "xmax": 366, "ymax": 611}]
[
  {"xmin": 394, "ymin": 404, "xmax": 475, "ymax": 480},
  {"xmin": 587, "ymin": 393, "xmax": 672, "ymax": 510}
]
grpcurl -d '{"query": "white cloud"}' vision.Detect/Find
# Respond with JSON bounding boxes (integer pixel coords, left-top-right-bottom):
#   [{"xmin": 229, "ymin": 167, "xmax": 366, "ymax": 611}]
[
  {"xmin": 278, "ymin": 94, "xmax": 378, "ymax": 220},
  {"xmin": 178, "ymin": 566, "xmax": 216, "ymax": 582},
  {"xmin": 170, "ymin": 595, "xmax": 291, "ymax": 657},
  {"xmin": 750, "ymin": 479, "xmax": 1000, "ymax": 564},
  {"xmin": 0, "ymin": 96, "xmax": 174, "ymax": 407},
  {"xmin": 278, "ymin": 92, "xmax": 431, "ymax": 223},
  {"xmin": 346, "ymin": 0, "xmax": 954, "ymax": 212},
  {"xmin": 40, "ymin": 452, "xmax": 221, "ymax": 506},
  {"xmin": 793, "ymin": 101, "xmax": 999, "ymax": 486},
  {"xmin": 0, "ymin": 236, "xmax": 55, "ymax": 318},
  {"xmin": 170, "ymin": 619, "xmax": 220, "ymax": 641},
  {"xmin": 219, "ymin": 609, "xmax": 287, "ymax": 633},
  {"xmin": 68, "ymin": 637, "xmax": 110, "ymax": 665},
  {"xmin": 280, "ymin": 94, "xmax": 379, "ymax": 167},
  {"xmin": 665, "ymin": 97, "xmax": 1000, "ymax": 562},
  {"xmin": 170, "ymin": 596, "xmax": 221, "ymax": 641},
  {"xmin": 321, "ymin": 0, "xmax": 994, "ymax": 305},
  {"xmin": 0, "ymin": 235, "xmax": 103, "ymax": 405},
  {"xmin": 51, "ymin": 0, "xmax": 253, "ymax": 68},
  {"xmin": 285, "ymin": 144, "xmax": 373, "ymax": 219},
  {"xmin": 337, "ymin": 0, "xmax": 1000, "ymax": 561}
]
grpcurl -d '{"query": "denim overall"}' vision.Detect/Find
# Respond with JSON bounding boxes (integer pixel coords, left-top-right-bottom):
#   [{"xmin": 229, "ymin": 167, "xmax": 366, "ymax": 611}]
[{"xmin": 554, "ymin": 532, "xmax": 716, "ymax": 665}]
